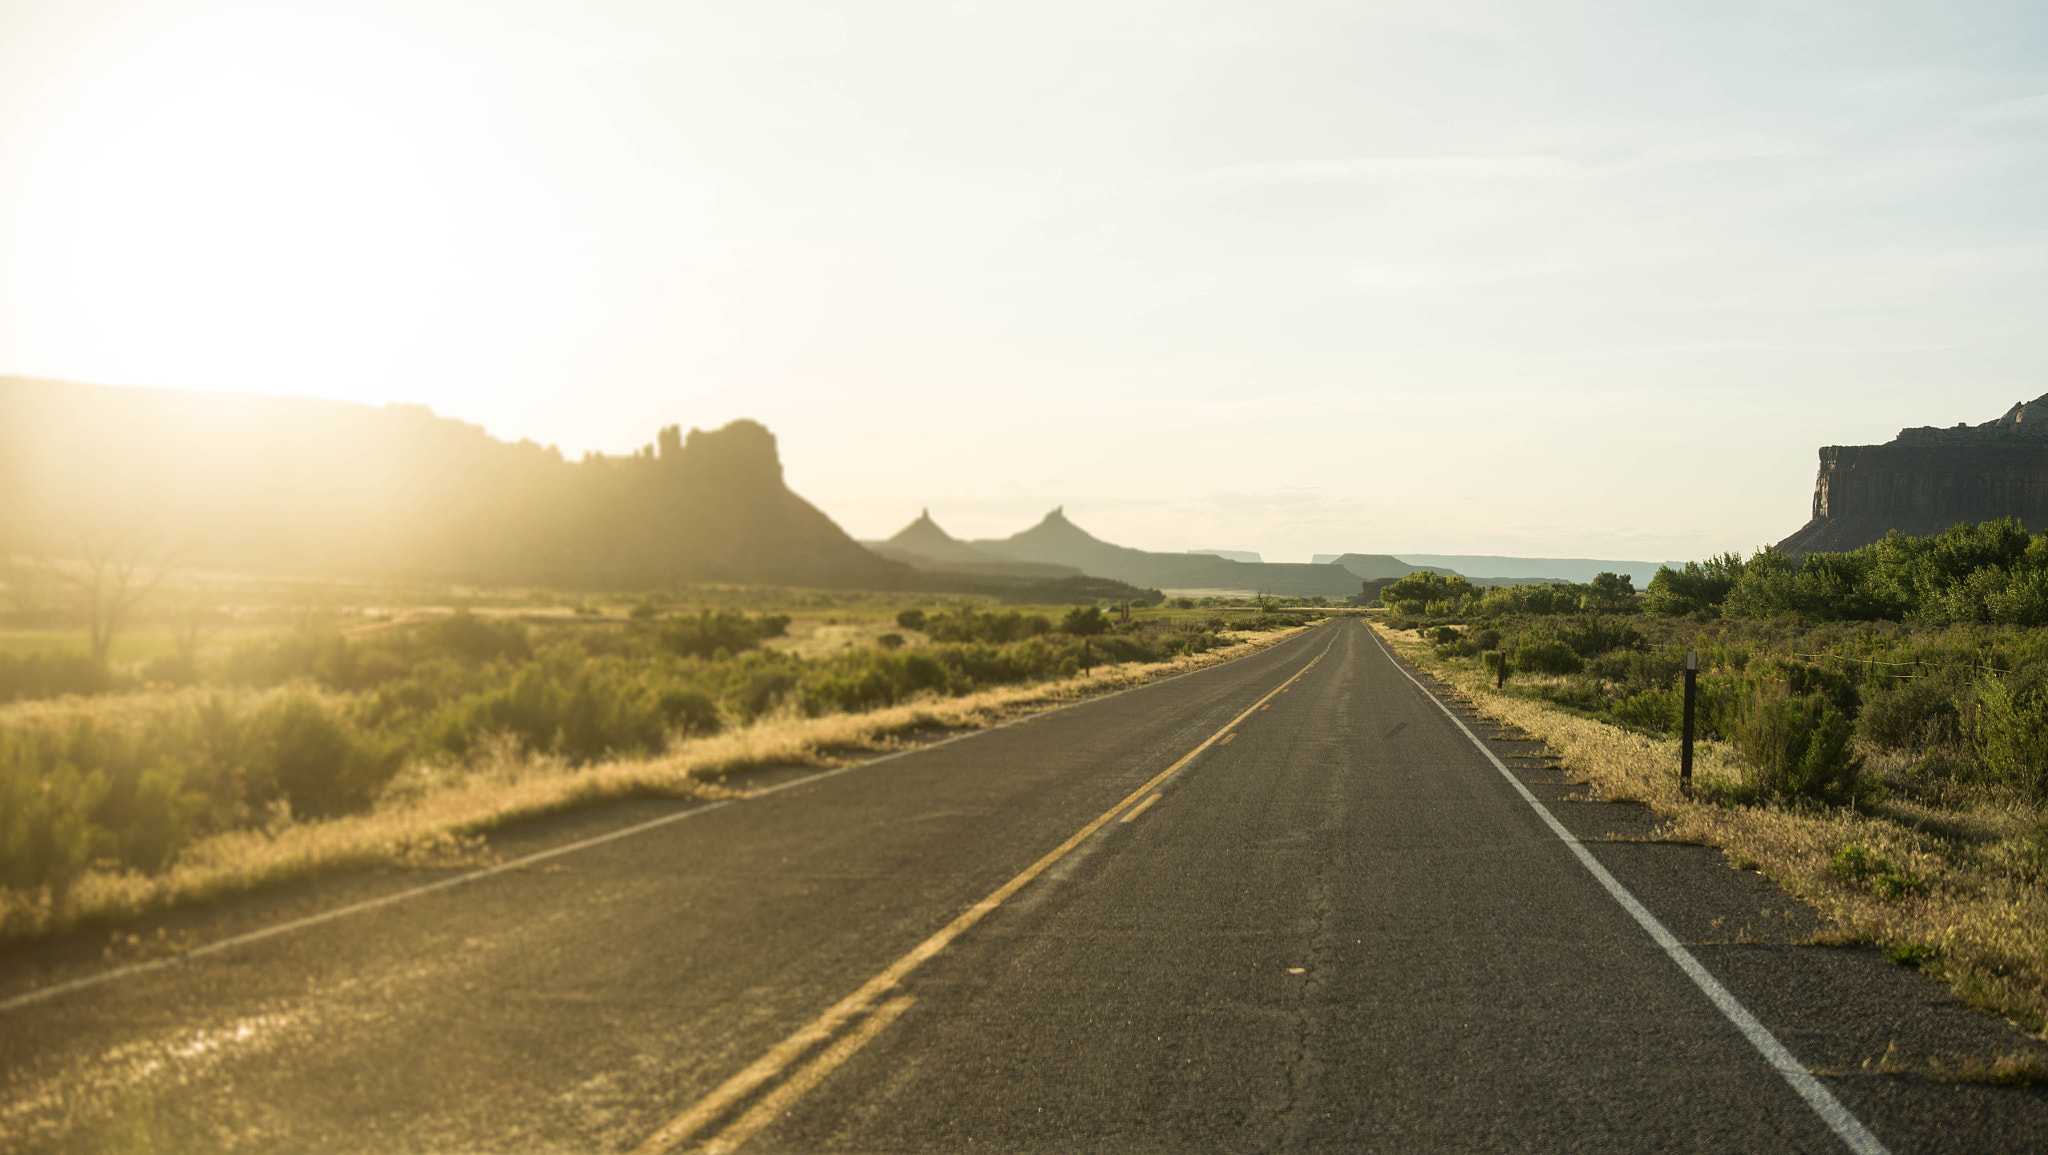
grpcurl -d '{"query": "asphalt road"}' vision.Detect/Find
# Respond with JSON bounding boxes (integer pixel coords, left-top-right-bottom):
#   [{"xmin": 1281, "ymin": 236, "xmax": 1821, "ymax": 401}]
[{"xmin": 3, "ymin": 618, "xmax": 2045, "ymax": 1152}]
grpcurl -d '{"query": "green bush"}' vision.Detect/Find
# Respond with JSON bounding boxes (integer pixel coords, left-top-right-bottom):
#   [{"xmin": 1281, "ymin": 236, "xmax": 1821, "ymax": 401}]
[
  {"xmin": 0, "ymin": 600, "xmax": 1265, "ymax": 895},
  {"xmin": 1383, "ymin": 572, "xmax": 1480, "ymax": 617},
  {"xmin": 739, "ymin": 669, "xmax": 799, "ymax": 720},
  {"xmin": 1060, "ymin": 606, "xmax": 1110, "ymax": 636},
  {"xmin": 1611, "ymin": 688, "xmax": 1680, "ymax": 734},
  {"xmin": 1644, "ymin": 555, "xmax": 1743, "ymax": 616},
  {"xmin": 1228, "ymin": 612, "xmax": 1312, "ymax": 632},
  {"xmin": 658, "ymin": 611, "xmax": 789, "ymax": 658},
  {"xmin": 1859, "ymin": 678, "xmax": 1961, "ymax": 751},
  {"xmin": 895, "ymin": 608, "xmax": 927, "ymax": 631},
  {"xmin": 1969, "ymin": 675, "xmax": 2048, "ymax": 799},
  {"xmin": 0, "ymin": 732, "xmax": 105, "ymax": 892},
  {"xmin": 1513, "ymin": 639, "xmax": 1584, "ymax": 675},
  {"xmin": 926, "ymin": 609, "xmax": 1053, "ymax": 644},
  {"xmin": 1730, "ymin": 678, "xmax": 1870, "ymax": 805},
  {"xmin": 252, "ymin": 695, "xmax": 402, "ymax": 819},
  {"xmin": 1830, "ymin": 843, "xmax": 1924, "ymax": 901},
  {"xmin": 1588, "ymin": 649, "xmax": 1683, "ymax": 694},
  {"xmin": 1581, "ymin": 572, "xmax": 1638, "ymax": 614},
  {"xmin": 0, "ymin": 652, "xmax": 117, "ymax": 704},
  {"xmin": 1557, "ymin": 617, "xmax": 1645, "ymax": 658},
  {"xmin": 656, "ymin": 688, "xmax": 723, "ymax": 737}
]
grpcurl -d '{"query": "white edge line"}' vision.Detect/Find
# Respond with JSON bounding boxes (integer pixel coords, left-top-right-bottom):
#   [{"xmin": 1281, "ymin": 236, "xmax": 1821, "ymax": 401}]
[
  {"xmin": 1, "ymin": 622, "xmax": 1335, "ymax": 1016},
  {"xmin": 1366, "ymin": 627, "xmax": 1890, "ymax": 1155}
]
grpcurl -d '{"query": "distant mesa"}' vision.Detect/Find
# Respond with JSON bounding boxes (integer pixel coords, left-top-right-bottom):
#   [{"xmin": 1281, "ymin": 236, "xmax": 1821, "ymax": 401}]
[
  {"xmin": 1778, "ymin": 390, "xmax": 2048, "ymax": 555},
  {"xmin": 1320, "ymin": 554, "xmax": 1443, "ymax": 582},
  {"xmin": 0, "ymin": 376, "xmax": 881, "ymax": 587},
  {"xmin": 865, "ymin": 510, "xmax": 1083, "ymax": 580},
  {"xmin": 877, "ymin": 510, "xmax": 1661, "ymax": 596},
  {"xmin": 1374, "ymin": 554, "xmax": 1675, "ymax": 586},
  {"xmin": 969, "ymin": 509, "xmax": 1364, "ymax": 597}
]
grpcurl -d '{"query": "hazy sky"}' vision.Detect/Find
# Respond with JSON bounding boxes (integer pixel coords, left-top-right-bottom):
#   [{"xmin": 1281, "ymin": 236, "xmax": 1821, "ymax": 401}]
[{"xmin": 3, "ymin": 1, "xmax": 2046, "ymax": 563}]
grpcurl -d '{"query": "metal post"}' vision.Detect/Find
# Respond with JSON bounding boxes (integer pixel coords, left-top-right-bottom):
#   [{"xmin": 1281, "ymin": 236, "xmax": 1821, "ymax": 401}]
[
  {"xmin": 1495, "ymin": 652, "xmax": 1507, "ymax": 689},
  {"xmin": 1681, "ymin": 649, "xmax": 1698, "ymax": 794}
]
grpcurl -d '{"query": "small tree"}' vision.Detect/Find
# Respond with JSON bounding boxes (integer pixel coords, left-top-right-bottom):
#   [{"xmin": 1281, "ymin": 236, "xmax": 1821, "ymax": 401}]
[
  {"xmin": 1581, "ymin": 572, "xmax": 1637, "ymax": 614},
  {"xmin": 42, "ymin": 528, "xmax": 176, "ymax": 663},
  {"xmin": 1061, "ymin": 606, "xmax": 1109, "ymax": 636}
]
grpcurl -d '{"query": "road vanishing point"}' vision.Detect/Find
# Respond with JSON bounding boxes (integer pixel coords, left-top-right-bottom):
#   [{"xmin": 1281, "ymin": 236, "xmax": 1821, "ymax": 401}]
[{"xmin": 4, "ymin": 619, "xmax": 2045, "ymax": 1152}]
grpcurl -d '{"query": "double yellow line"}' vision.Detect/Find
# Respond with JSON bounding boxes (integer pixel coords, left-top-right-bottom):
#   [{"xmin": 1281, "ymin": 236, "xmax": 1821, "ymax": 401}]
[{"xmin": 633, "ymin": 634, "xmax": 1334, "ymax": 1154}]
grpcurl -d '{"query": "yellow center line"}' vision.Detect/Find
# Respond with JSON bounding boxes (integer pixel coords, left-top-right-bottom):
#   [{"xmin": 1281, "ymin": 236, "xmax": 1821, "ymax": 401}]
[
  {"xmin": 1119, "ymin": 793, "xmax": 1164, "ymax": 823},
  {"xmin": 1219, "ymin": 732, "xmax": 1237, "ymax": 745},
  {"xmin": 696, "ymin": 997, "xmax": 919, "ymax": 1155},
  {"xmin": 630, "ymin": 633, "xmax": 1335, "ymax": 1155}
]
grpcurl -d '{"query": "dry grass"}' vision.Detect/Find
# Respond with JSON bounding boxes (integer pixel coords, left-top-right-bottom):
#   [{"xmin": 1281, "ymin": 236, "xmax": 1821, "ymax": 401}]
[
  {"xmin": 1373, "ymin": 621, "xmax": 2048, "ymax": 1035},
  {"xmin": 0, "ymin": 626, "xmax": 1314, "ymax": 944}
]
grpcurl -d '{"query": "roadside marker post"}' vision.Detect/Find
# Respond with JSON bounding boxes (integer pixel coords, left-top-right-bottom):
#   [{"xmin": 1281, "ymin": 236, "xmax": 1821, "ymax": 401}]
[{"xmin": 1681, "ymin": 649, "xmax": 1698, "ymax": 794}]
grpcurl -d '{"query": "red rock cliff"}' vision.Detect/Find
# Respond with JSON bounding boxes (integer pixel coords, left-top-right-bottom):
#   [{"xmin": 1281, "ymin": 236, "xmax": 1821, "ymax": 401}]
[{"xmin": 1778, "ymin": 394, "xmax": 2048, "ymax": 555}]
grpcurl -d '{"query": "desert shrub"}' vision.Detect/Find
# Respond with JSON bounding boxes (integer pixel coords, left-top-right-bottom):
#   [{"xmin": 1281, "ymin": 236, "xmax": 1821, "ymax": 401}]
[
  {"xmin": 250, "ymin": 695, "xmax": 402, "ymax": 819},
  {"xmin": 0, "ymin": 692, "xmax": 400, "ymax": 884},
  {"xmin": 1228, "ymin": 612, "xmax": 1312, "ymax": 632},
  {"xmin": 1435, "ymin": 641, "xmax": 1478, "ymax": 659},
  {"xmin": 1060, "ymin": 606, "xmax": 1110, "ymax": 636},
  {"xmin": 658, "ymin": 611, "xmax": 789, "ymax": 658},
  {"xmin": 0, "ymin": 651, "xmax": 117, "ymax": 703},
  {"xmin": 0, "ymin": 731, "xmax": 105, "ymax": 892},
  {"xmin": 656, "ymin": 688, "xmax": 722, "ymax": 737},
  {"xmin": 1581, "ymin": 572, "xmax": 1638, "ymax": 614},
  {"xmin": 925, "ymin": 609, "xmax": 1053, "ymax": 644},
  {"xmin": 1860, "ymin": 677, "xmax": 1962, "ymax": 751},
  {"xmin": 1969, "ymin": 674, "xmax": 2048, "ymax": 799},
  {"xmin": 877, "ymin": 633, "xmax": 905, "ymax": 651},
  {"xmin": 1829, "ymin": 843, "xmax": 1924, "ymax": 900},
  {"xmin": 895, "ymin": 608, "xmax": 927, "ymax": 630},
  {"xmin": 1430, "ymin": 626, "xmax": 1462, "ymax": 645},
  {"xmin": 1383, "ymin": 572, "xmax": 1480, "ymax": 616},
  {"xmin": 1556, "ymin": 616, "xmax": 1645, "ymax": 658},
  {"xmin": 738, "ymin": 669, "xmax": 800, "ymax": 720},
  {"xmin": 1588, "ymin": 649, "xmax": 1684, "ymax": 694},
  {"xmin": 1513, "ymin": 638, "xmax": 1584, "ymax": 675},
  {"xmin": 1721, "ymin": 549, "xmax": 1801, "ymax": 619},
  {"xmin": 1644, "ymin": 554, "xmax": 1744, "ymax": 616},
  {"xmin": 1477, "ymin": 583, "xmax": 1584, "ymax": 616},
  {"xmin": 1729, "ymin": 678, "xmax": 1870, "ymax": 805},
  {"xmin": 1749, "ymin": 657, "xmax": 1859, "ymax": 720},
  {"xmin": 1533, "ymin": 675, "xmax": 1607, "ymax": 711},
  {"xmin": 1611, "ymin": 688, "xmax": 1680, "ymax": 734},
  {"xmin": 1471, "ymin": 628, "xmax": 1501, "ymax": 651},
  {"xmin": 424, "ymin": 612, "xmax": 533, "ymax": 664}
]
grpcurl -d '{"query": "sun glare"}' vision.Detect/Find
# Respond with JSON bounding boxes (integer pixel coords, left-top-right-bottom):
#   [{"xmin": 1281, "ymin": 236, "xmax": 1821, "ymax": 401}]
[{"xmin": 9, "ymin": 14, "xmax": 515, "ymax": 399}]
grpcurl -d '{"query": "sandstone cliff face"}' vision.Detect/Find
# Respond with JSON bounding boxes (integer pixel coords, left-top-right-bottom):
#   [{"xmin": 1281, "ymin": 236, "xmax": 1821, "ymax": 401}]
[
  {"xmin": 0, "ymin": 377, "xmax": 903, "ymax": 586},
  {"xmin": 1778, "ymin": 393, "xmax": 2048, "ymax": 555}
]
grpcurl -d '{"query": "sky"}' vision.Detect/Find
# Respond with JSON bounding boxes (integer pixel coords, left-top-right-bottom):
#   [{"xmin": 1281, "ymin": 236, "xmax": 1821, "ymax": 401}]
[{"xmin": 2, "ymin": 0, "xmax": 2046, "ymax": 564}]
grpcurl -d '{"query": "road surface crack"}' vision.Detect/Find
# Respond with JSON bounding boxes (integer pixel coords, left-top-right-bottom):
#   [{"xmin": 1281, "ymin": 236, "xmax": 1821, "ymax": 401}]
[{"xmin": 1275, "ymin": 835, "xmax": 1335, "ymax": 1148}]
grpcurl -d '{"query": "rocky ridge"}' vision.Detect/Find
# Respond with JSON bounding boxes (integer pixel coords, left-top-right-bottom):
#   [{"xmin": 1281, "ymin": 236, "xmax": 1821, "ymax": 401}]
[{"xmin": 1778, "ymin": 391, "xmax": 2048, "ymax": 555}]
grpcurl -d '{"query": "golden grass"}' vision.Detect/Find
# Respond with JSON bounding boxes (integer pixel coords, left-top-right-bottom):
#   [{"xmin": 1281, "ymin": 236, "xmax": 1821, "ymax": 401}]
[
  {"xmin": 0, "ymin": 626, "xmax": 1315, "ymax": 944},
  {"xmin": 1372, "ymin": 621, "xmax": 2048, "ymax": 1035}
]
